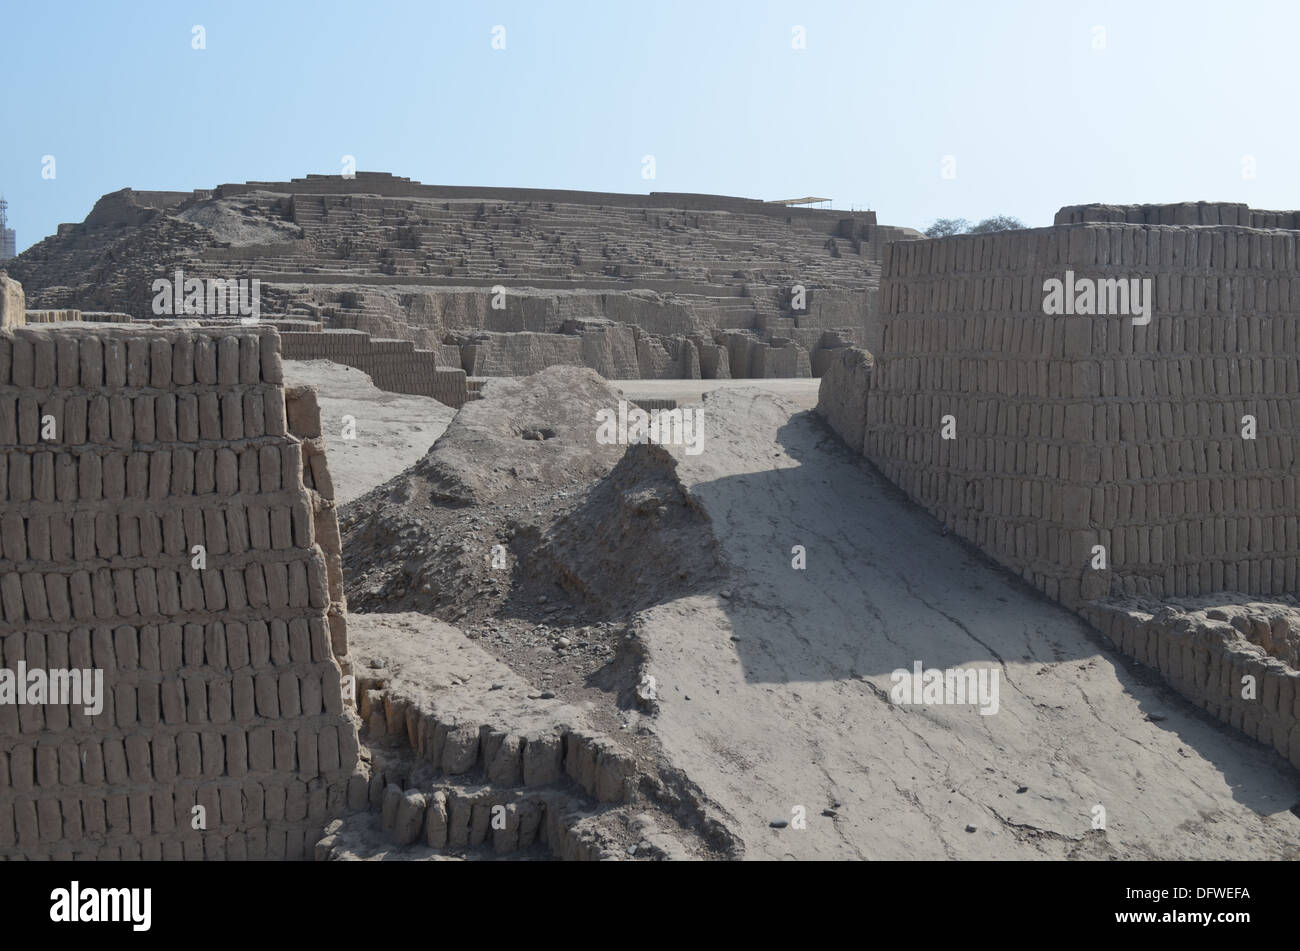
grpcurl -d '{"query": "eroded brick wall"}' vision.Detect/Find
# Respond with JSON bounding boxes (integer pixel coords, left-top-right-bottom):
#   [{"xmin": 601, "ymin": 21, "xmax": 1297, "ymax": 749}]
[
  {"xmin": 0, "ymin": 321, "xmax": 364, "ymax": 859},
  {"xmin": 279, "ymin": 329, "xmax": 470, "ymax": 407},
  {"xmin": 1080, "ymin": 599, "xmax": 1300, "ymax": 769}
]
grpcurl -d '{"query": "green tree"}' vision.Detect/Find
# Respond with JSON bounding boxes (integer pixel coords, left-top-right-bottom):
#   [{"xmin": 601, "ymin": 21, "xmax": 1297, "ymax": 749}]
[
  {"xmin": 924, "ymin": 218, "xmax": 969, "ymax": 238},
  {"xmin": 968, "ymin": 215, "xmax": 1025, "ymax": 233}
]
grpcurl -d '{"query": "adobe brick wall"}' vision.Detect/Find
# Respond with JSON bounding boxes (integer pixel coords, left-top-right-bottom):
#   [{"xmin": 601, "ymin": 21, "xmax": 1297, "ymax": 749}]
[
  {"xmin": 455, "ymin": 326, "xmax": 719, "ymax": 380},
  {"xmin": 216, "ymin": 172, "xmax": 879, "ymax": 229},
  {"xmin": 461, "ymin": 331, "xmax": 586, "ymax": 377},
  {"xmin": 1079, "ymin": 598, "xmax": 1300, "ymax": 770},
  {"xmin": 1055, "ymin": 201, "xmax": 1300, "ymax": 230},
  {"xmin": 0, "ymin": 274, "xmax": 23, "ymax": 331},
  {"xmin": 864, "ymin": 217, "xmax": 1300, "ymax": 608},
  {"xmin": 26, "ymin": 310, "xmax": 133, "ymax": 326},
  {"xmin": 279, "ymin": 329, "xmax": 470, "ymax": 407},
  {"xmin": 0, "ymin": 318, "xmax": 365, "ymax": 859},
  {"xmin": 816, "ymin": 347, "xmax": 873, "ymax": 454},
  {"xmin": 816, "ymin": 205, "xmax": 1300, "ymax": 765},
  {"xmin": 283, "ymin": 385, "xmax": 351, "ymax": 684}
]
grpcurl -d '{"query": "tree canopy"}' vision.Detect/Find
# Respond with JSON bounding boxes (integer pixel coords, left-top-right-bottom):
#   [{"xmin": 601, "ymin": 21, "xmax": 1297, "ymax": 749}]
[{"xmin": 924, "ymin": 215, "xmax": 1025, "ymax": 237}]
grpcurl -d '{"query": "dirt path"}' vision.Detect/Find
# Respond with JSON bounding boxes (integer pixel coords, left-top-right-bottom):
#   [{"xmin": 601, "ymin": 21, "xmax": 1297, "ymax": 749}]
[
  {"xmin": 612, "ymin": 378, "xmax": 821, "ymax": 410},
  {"xmin": 639, "ymin": 388, "xmax": 1300, "ymax": 859}
]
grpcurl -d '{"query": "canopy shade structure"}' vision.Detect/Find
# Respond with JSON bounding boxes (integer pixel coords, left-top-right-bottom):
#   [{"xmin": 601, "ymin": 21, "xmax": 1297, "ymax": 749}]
[{"xmin": 768, "ymin": 197, "xmax": 831, "ymax": 206}]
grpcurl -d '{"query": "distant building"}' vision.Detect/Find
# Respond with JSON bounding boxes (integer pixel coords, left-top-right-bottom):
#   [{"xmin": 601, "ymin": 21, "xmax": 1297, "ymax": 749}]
[{"xmin": 0, "ymin": 198, "xmax": 14, "ymax": 260}]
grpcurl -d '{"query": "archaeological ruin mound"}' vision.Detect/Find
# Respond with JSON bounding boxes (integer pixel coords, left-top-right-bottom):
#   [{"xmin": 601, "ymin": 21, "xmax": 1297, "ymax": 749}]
[{"xmin": 7, "ymin": 174, "xmax": 920, "ymax": 404}]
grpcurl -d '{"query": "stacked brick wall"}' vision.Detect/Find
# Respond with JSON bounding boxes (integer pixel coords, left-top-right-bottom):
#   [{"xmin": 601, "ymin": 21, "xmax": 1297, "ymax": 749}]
[
  {"xmin": 26, "ymin": 311, "xmax": 134, "ymax": 325},
  {"xmin": 218, "ymin": 172, "xmax": 879, "ymax": 229},
  {"xmin": 0, "ymin": 274, "xmax": 22, "ymax": 330},
  {"xmin": 816, "ymin": 347, "xmax": 874, "ymax": 454},
  {"xmin": 1056, "ymin": 202, "xmax": 1300, "ymax": 230},
  {"xmin": 457, "ymin": 327, "xmax": 715, "ymax": 380},
  {"xmin": 866, "ymin": 220, "xmax": 1300, "ymax": 608},
  {"xmin": 436, "ymin": 344, "xmax": 462, "ymax": 370},
  {"xmin": 715, "ymin": 330, "xmax": 813, "ymax": 379},
  {"xmin": 279, "ymin": 329, "xmax": 470, "ymax": 407},
  {"xmin": 689, "ymin": 334, "xmax": 731, "ymax": 380},
  {"xmin": 633, "ymin": 334, "xmax": 700, "ymax": 380},
  {"xmin": 811, "ymin": 205, "xmax": 1300, "ymax": 764},
  {"xmin": 0, "ymin": 320, "xmax": 365, "ymax": 859},
  {"xmin": 284, "ymin": 386, "xmax": 351, "ymax": 685},
  {"xmin": 1079, "ymin": 598, "xmax": 1300, "ymax": 770},
  {"xmin": 461, "ymin": 332, "xmax": 586, "ymax": 377}
]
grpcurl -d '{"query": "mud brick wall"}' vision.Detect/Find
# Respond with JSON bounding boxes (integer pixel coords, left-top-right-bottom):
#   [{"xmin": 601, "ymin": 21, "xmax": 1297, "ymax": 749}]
[
  {"xmin": 715, "ymin": 330, "xmax": 811, "ymax": 379},
  {"xmin": 459, "ymin": 327, "xmax": 647, "ymax": 380},
  {"xmin": 284, "ymin": 385, "xmax": 350, "ymax": 685},
  {"xmin": 751, "ymin": 339, "xmax": 812, "ymax": 378},
  {"xmin": 809, "ymin": 329, "xmax": 860, "ymax": 377},
  {"xmin": 279, "ymin": 329, "xmax": 470, "ymax": 407},
  {"xmin": 455, "ymin": 327, "xmax": 719, "ymax": 381},
  {"xmin": 462, "ymin": 331, "xmax": 587, "ymax": 377},
  {"xmin": 1056, "ymin": 202, "xmax": 1300, "ymax": 230},
  {"xmin": 0, "ymin": 321, "xmax": 365, "ymax": 860},
  {"xmin": 865, "ymin": 219, "xmax": 1300, "ymax": 609},
  {"xmin": 0, "ymin": 274, "xmax": 23, "ymax": 331},
  {"xmin": 816, "ymin": 347, "xmax": 873, "ymax": 454},
  {"xmin": 26, "ymin": 310, "xmax": 134, "ymax": 326},
  {"xmin": 577, "ymin": 325, "xmax": 640, "ymax": 379},
  {"xmin": 634, "ymin": 334, "xmax": 701, "ymax": 380},
  {"xmin": 436, "ymin": 343, "xmax": 462, "ymax": 370},
  {"xmin": 717, "ymin": 331, "xmax": 757, "ymax": 379},
  {"xmin": 689, "ymin": 334, "xmax": 731, "ymax": 380},
  {"xmin": 1080, "ymin": 599, "xmax": 1300, "ymax": 771}
]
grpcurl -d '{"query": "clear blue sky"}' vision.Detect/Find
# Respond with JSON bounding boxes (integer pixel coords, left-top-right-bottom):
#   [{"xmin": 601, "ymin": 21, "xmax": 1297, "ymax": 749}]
[{"xmin": 3, "ymin": 0, "xmax": 1297, "ymax": 252}]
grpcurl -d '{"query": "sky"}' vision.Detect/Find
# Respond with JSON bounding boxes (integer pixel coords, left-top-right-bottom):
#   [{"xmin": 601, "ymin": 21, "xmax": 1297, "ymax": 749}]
[{"xmin": 3, "ymin": 0, "xmax": 1299, "ymax": 253}]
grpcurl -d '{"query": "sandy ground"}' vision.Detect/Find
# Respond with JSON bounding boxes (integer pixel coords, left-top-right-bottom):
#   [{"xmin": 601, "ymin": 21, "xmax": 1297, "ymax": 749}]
[
  {"xmin": 283, "ymin": 360, "xmax": 455, "ymax": 503},
  {"xmin": 637, "ymin": 388, "xmax": 1300, "ymax": 859},
  {"xmin": 314, "ymin": 365, "xmax": 1300, "ymax": 859},
  {"xmin": 578, "ymin": 377, "xmax": 821, "ymax": 411}
]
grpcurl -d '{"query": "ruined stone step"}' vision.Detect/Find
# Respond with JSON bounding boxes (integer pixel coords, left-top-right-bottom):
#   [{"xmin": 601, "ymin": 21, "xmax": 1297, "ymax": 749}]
[
  {"xmin": 358, "ymin": 682, "xmax": 636, "ymax": 802},
  {"xmin": 313, "ymin": 777, "xmax": 629, "ymax": 860}
]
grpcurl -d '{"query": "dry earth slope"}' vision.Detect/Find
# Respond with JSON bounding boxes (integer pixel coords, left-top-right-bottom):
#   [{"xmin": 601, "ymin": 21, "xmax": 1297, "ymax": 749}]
[
  {"xmin": 636, "ymin": 388, "xmax": 1300, "ymax": 860},
  {"xmin": 306, "ymin": 362, "xmax": 1300, "ymax": 860}
]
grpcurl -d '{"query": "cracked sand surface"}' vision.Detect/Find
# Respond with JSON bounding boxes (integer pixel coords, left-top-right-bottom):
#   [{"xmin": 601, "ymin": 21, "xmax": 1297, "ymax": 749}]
[{"xmin": 637, "ymin": 388, "xmax": 1300, "ymax": 859}]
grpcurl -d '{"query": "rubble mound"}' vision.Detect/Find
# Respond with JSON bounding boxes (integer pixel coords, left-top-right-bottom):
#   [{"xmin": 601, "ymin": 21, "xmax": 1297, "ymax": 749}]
[
  {"xmin": 403, "ymin": 365, "xmax": 625, "ymax": 506},
  {"xmin": 341, "ymin": 365, "xmax": 728, "ymax": 623},
  {"xmin": 529, "ymin": 443, "xmax": 726, "ymax": 613},
  {"xmin": 338, "ymin": 370, "xmax": 735, "ymax": 732},
  {"xmin": 340, "ymin": 365, "xmax": 627, "ymax": 616}
]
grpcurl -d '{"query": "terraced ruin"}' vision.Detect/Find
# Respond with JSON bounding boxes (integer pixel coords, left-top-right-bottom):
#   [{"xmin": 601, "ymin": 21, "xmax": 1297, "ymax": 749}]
[{"xmin": 7, "ymin": 174, "xmax": 920, "ymax": 406}]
